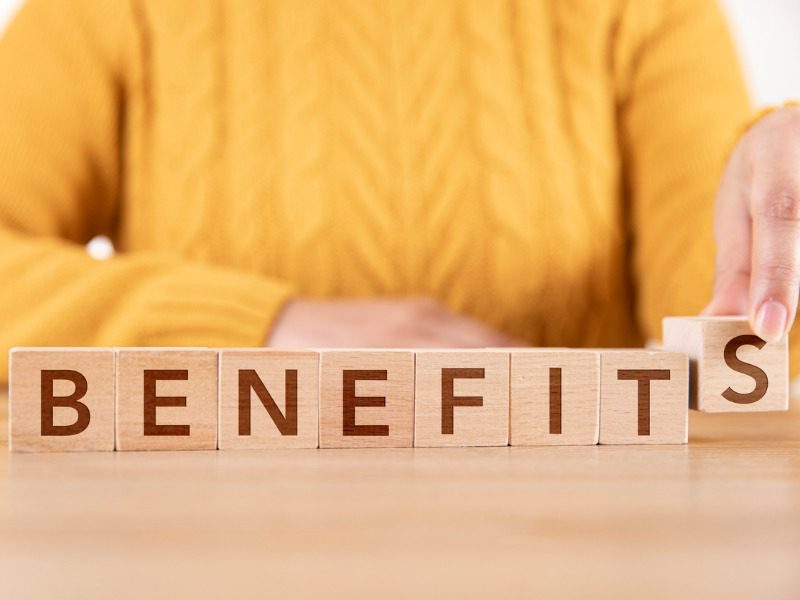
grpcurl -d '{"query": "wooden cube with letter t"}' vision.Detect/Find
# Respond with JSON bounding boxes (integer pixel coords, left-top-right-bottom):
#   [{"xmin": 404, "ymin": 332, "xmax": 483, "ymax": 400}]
[
  {"xmin": 662, "ymin": 316, "xmax": 788, "ymax": 412},
  {"xmin": 218, "ymin": 349, "xmax": 319, "ymax": 449},
  {"xmin": 115, "ymin": 348, "xmax": 218, "ymax": 451},
  {"xmin": 319, "ymin": 350, "xmax": 414, "ymax": 448},
  {"xmin": 414, "ymin": 350, "xmax": 509, "ymax": 447},
  {"xmin": 599, "ymin": 350, "xmax": 688, "ymax": 445},
  {"xmin": 9, "ymin": 348, "xmax": 115, "ymax": 452}
]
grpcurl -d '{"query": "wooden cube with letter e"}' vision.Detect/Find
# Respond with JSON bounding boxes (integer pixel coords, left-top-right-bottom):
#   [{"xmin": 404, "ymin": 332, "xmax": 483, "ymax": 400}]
[
  {"xmin": 319, "ymin": 350, "xmax": 414, "ymax": 448},
  {"xmin": 663, "ymin": 316, "xmax": 788, "ymax": 412},
  {"xmin": 116, "ymin": 348, "xmax": 218, "ymax": 451}
]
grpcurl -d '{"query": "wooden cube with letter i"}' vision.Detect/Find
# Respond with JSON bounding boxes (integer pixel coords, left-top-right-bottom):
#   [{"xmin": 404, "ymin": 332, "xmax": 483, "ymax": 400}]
[{"xmin": 510, "ymin": 350, "xmax": 600, "ymax": 446}]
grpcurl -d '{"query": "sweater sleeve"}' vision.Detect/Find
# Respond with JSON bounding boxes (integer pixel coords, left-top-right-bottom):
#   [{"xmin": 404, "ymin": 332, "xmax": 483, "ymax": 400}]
[
  {"xmin": 617, "ymin": 0, "xmax": 751, "ymax": 340},
  {"xmin": 0, "ymin": 0, "xmax": 293, "ymax": 383}
]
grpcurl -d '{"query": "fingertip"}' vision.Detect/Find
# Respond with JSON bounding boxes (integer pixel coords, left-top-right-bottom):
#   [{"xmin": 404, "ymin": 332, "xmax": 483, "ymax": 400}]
[{"xmin": 752, "ymin": 299, "xmax": 789, "ymax": 342}]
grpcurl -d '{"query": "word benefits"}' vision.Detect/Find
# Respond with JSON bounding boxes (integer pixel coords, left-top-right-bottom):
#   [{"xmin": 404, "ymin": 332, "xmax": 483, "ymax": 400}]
[{"xmin": 8, "ymin": 317, "xmax": 789, "ymax": 452}]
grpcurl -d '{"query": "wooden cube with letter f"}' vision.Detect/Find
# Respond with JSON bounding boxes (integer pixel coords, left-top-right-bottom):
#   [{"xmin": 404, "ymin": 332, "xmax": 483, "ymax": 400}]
[{"xmin": 414, "ymin": 350, "xmax": 509, "ymax": 447}]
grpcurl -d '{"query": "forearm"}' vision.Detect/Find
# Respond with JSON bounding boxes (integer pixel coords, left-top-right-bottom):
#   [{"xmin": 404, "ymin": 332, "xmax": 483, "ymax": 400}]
[{"xmin": 0, "ymin": 227, "xmax": 294, "ymax": 383}]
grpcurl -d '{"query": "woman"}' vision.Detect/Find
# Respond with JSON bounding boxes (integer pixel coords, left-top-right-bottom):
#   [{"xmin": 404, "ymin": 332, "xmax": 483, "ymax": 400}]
[{"xmin": 0, "ymin": 0, "xmax": 797, "ymax": 382}]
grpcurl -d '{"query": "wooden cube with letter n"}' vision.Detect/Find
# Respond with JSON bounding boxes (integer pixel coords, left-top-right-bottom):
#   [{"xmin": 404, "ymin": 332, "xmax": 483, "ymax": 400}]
[
  {"xmin": 218, "ymin": 349, "xmax": 319, "ymax": 449},
  {"xmin": 599, "ymin": 350, "xmax": 688, "ymax": 445},
  {"xmin": 9, "ymin": 348, "xmax": 115, "ymax": 452},
  {"xmin": 662, "ymin": 316, "xmax": 788, "ymax": 412},
  {"xmin": 414, "ymin": 350, "xmax": 509, "ymax": 447},
  {"xmin": 116, "ymin": 348, "xmax": 218, "ymax": 451},
  {"xmin": 319, "ymin": 350, "xmax": 414, "ymax": 448},
  {"xmin": 510, "ymin": 350, "xmax": 600, "ymax": 446}
]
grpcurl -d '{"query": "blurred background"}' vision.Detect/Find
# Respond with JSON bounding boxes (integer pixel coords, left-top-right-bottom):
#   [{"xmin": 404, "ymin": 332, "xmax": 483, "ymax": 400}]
[
  {"xmin": 2, "ymin": 0, "xmax": 798, "ymax": 106},
  {"xmin": 1, "ymin": 0, "xmax": 799, "ymax": 105},
  {"xmin": 0, "ymin": 0, "xmax": 798, "ymax": 261}
]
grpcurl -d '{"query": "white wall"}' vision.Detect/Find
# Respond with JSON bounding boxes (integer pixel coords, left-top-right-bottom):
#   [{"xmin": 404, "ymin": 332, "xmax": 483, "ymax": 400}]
[
  {"xmin": 720, "ymin": 0, "xmax": 800, "ymax": 106},
  {"xmin": 0, "ymin": 0, "xmax": 20, "ymax": 34}
]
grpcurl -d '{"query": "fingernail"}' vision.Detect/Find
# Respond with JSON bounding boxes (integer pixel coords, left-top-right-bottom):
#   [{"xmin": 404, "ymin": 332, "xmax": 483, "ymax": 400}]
[{"xmin": 754, "ymin": 300, "xmax": 788, "ymax": 342}]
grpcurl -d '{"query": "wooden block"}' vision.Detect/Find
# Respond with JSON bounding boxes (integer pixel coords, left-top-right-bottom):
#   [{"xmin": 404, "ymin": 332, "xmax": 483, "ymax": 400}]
[
  {"xmin": 414, "ymin": 350, "xmax": 509, "ymax": 447},
  {"xmin": 510, "ymin": 350, "xmax": 599, "ymax": 446},
  {"xmin": 319, "ymin": 350, "xmax": 414, "ymax": 448},
  {"xmin": 663, "ymin": 316, "xmax": 788, "ymax": 412},
  {"xmin": 9, "ymin": 348, "xmax": 115, "ymax": 452},
  {"xmin": 599, "ymin": 350, "xmax": 688, "ymax": 445},
  {"xmin": 116, "ymin": 348, "xmax": 217, "ymax": 451},
  {"xmin": 218, "ymin": 349, "xmax": 319, "ymax": 449}
]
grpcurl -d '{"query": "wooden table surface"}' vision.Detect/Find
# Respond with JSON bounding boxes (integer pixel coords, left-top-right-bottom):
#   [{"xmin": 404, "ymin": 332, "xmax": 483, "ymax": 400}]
[{"xmin": 1, "ymin": 391, "xmax": 799, "ymax": 600}]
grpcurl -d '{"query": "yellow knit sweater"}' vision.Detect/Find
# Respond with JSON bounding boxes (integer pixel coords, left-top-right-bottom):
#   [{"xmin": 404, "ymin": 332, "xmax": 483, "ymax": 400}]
[{"xmin": 0, "ymin": 0, "xmax": 754, "ymax": 382}]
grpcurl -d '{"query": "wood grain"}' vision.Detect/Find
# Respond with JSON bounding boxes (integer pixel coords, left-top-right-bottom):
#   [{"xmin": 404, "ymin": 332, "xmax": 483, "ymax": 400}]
[
  {"xmin": 414, "ymin": 350, "xmax": 509, "ymax": 447},
  {"xmin": 663, "ymin": 316, "xmax": 789, "ymax": 412},
  {"xmin": 510, "ymin": 349, "xmax": 600, "ymax": 446},
  {"xmin": 2, "ymin": 387, "xmax": 799, "ymax": 599}
]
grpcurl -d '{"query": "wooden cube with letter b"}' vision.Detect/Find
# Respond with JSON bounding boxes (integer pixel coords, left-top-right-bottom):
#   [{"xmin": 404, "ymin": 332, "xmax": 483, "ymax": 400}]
[
  {"xmin": 9, "ymin": 348, "xmax": 115, "ymax": 452},
  {"xmin": 599, "ymin": 350, "xmax": 688, "ymax": 445},
  {"xmin": 218, "ymin": 349, "xmax": 319, "ymax": 449},
  {"xmin": 662, "ymin": 316, "xmax": 788, "ymax": 412},
  {"xmin": 510, "ymin": 350, "xmax": 600, "ymax": 446},
  {"xmin": 414, "ymin": 350, "xmax": 509, "ymax": 447},
  {"xmin": 116, "ymin": 348, "xmax": 218, "ymax": 451},
  {"xmin": 319, "ymin": 350, "xmax": 414, "ymax": 448}
]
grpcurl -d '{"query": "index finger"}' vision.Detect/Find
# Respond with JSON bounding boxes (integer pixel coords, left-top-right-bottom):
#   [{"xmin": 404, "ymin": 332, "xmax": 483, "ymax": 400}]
[{"xmin": 749, "ymin": 154, "xmax": 800, "ymax": 342}]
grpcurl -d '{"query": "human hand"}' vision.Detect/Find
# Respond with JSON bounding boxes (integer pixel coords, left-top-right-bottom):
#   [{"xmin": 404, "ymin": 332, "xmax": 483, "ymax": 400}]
[
  {"xmin": 704, "ymin": 106, "xmax": 800, "ymax": 342},
  {"xmin": 267, "ymin": 297, "xmax": 525, "ymax": 348}
]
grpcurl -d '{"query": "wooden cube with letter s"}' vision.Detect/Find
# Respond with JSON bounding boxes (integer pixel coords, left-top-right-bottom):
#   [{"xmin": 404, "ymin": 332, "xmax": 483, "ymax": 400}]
[{"xmin": 662, "ymin": 316, "xmax": 788, "ymax": 412}]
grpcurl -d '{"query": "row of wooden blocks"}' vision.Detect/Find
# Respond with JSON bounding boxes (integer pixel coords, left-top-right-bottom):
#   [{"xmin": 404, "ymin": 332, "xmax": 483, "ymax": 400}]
[{"xmin": 8, "ymin": 317, "xmax": 789, "ymax": 452}]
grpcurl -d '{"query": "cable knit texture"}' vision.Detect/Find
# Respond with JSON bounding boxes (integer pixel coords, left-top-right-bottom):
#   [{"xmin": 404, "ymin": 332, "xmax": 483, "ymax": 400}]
[{"xmin": 0, "ymin": 0, "xmax": 757, "ymax": 381}]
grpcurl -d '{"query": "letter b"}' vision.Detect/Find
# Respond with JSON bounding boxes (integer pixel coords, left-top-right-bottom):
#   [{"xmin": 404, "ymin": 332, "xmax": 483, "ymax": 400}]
[{"xmin": 40, "ymin": 369, "xmax": 91, "ymax": 436}]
